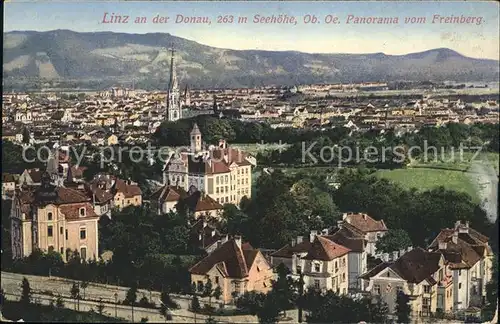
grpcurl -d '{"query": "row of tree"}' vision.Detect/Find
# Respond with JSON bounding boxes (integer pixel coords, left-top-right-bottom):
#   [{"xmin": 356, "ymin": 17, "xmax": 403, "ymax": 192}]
[{"xmin": 153, "ymin": 116, "xmax": 499, "ymax": 154}]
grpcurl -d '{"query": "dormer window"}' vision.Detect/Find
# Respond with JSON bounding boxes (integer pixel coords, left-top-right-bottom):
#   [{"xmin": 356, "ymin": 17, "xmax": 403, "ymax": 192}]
[
  {"xmin": 79, "ymin": 207, "xmax": 86, "ymax": 217},
  {"xmin": 47, "ymin": 212, "xmax": 53, "ymax": 221},
  {"xmin": 314, "ymin": 263, "xmax": 320, "ymax": 272}
]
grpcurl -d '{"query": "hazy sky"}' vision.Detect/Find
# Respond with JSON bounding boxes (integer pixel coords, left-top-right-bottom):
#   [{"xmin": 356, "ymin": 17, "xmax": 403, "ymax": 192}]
[{"xmin": 4, "ymin": 1, "xmax": 499, "ymax": 60}]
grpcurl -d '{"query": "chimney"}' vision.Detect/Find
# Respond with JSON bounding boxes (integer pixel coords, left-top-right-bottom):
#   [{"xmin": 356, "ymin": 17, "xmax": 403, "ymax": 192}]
[
  {"xmin": 234, "ymin": 235, "xmax": 242, "ymax": 249},
  {"xmin": 454, "ymin": 221, "xmax": 461, "ymax": 229},
  {"xmin": 438, "ymin": 241, "xmax": 447, "ymax": 250},
  {"xmin": 198, "ymin": 234, "xmax": 202, "ymax": 241},
  {"xmin": 342, "ymin": 213, "xmax": 348, "ymax": 220},
  {"xmin": 337, "ymin": 220, "xmax": 343, "ymax": 229},
  {"xmin": 362, "ymin": 214, "xmax": 367, "ymax": 220},
  {"xmin": 203, "ymin": 220, "xmax": 207, "ymax": 228},
  {"xmin": 211, "ymin": 229, "xmax": 216, "ymax": 237},
  {"xmin": 399, "ymin": 249, "xmax": 405, "ymax": 257},
  {"xmin": 218, "ymin": 139, "xmax": 227, "ymax": 149},
  {"xmin": 382, "ymin": 253, "xmax": 389, "ymax": 262},
  {"xmin": 291, "ymin": 238, "xmax": 297, "ymax": 247},
  {"xmin": 322, "ymin": 228, "xmax": 329, "ymax": 235},
  {"xmin": 407, "ymin": 246, "xmax": 413, "ymax": 252},
  {"xmin": 297, "ymin": 236, "xmax": 303, "ymax": 244},
  {"xmin": 310, "ymin": 230, "xmax": 318, "ymax": 243},
  {"xmin": 452, "ymin": 232, "xmax": 458, "ymax": 244},
  {"xmin": 392, "ymin": 251, "xmax": 399, "ymax": 260}
]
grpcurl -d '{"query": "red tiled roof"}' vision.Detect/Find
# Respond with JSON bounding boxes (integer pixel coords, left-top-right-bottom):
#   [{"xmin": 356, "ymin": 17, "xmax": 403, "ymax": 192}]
[
  {"xmin": 195, "ymin": 194, "xmax": 223, "ymax": 212},
  {"xmin": 303, "ymin": 236, "xmax": 351, "ymax": 261},
  {"xmin": 2, "ymin": 173, "xmax": 16, "ymax": 183},
  {"xmin": 360, "ymin": 248, "xmax": 442, "ymax": 284},
  {"xmin": 189, "ymin": 238, "xmax": 251, "ymax": 278},
  {"xmin": 150, "ymin": 185, "xmax": 187, "ymax": 202},
  {"xmin": 343, "ymin": 213, "xmax": 387, "ymax": 233},
  {"xmin": 60, "ymin": 203, "xmax": 98, "ymax": 221},
  {"xmin": 270, "ymin": 240, "xmax": 312, "ymax": 258},
  {"xmin": 324, "ymin": 228, "xmax": 366, "ymax": 253},
  {"xmin": 114, "ymin": 178, "xmax": 142, "ymax": 198}
]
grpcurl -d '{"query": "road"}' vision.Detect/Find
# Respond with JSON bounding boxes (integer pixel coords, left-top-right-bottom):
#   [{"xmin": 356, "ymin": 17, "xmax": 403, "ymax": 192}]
[
  {"xmin": 1, "ymin": 271, "xmax": 298, "ymax": 323},
  {"xmin": 468, "ymin": 156, "xmax": 498, "ymax": 222}
]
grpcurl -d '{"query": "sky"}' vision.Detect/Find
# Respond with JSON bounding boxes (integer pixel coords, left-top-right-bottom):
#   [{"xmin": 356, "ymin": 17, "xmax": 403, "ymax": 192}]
[{"xmin": 4, "ymin": 1, "xmax": 500, "ymax": 60}]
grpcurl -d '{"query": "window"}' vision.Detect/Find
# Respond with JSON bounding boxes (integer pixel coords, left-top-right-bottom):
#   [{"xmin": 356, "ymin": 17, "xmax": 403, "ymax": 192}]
[
  {"xmin": 458, "ymin": 270, "xmax": 461, "ymax": 276},
  {"xmin": 215, "ymin": 276, "xmax": 219, "ymax": 285},
  {"xmin": 459, "ymin": 283, "xmax": 462, "ymax": 289},
  {"xmin": 80, "ymin": 228, "xmax": 86, "ymax": 240},
  {"xmin": 225, "ymin": 197, "xmax": 228, "ymax": 203},
  {"xmin": 48, "ymin": 246, "xmax": 54, "ymax": 252},
  {"xmin": 343, "ymin": 288, "xmax": 346, "ymax": 295},
  {"xmin": 60, "ymin": 248, "xmax": 64, "ymax": 255},
  {"xmin": 216, "ymin": 177, "xmax": 219, "ymax": 185},
  {"xmin": 225, "ymin": 175, "xmax": 228, "ymax": 183},
  {"xmin": 60, "ymin": 227, "xmax": 63, "ymax": 235},
  {"xmin": 314, "ymin": 263, "xmax": 320, "ymax": 272},
  {"xmin": 79, "ymin": 208, "xmax": 85, "ymax": 217},
  {"xmin": 225, "ymin": 186, "xmax": 228, "ymax": 192},
  {"xmin": 342, "ymin": 273, "xmax": 346, "ymax": 282},
  {"xmin": 424, "ymin": 285, "xmax": 431, "ymax": 293},
  {"xmin": 48, "ymin": 226, "xmax": 53, "ymax": 237},
  {"xmin": 80, "ymin": 247, "xmax": 87, "ymax": 260},
  {"xmin": 374, "ymin": 284, "xmax": 381, "ymax": 295},
  {"xmin": 314, "ymin": 280, "xmax": 320, "ymax": 289},
  {"xmin": 216, "ymin": 187, "xmax": 219, "ymax": 194},
  {"xmin": 234, "ymin": 282, "xmax": 241, "ymax": 292},
  {"xmin": 47, "ymin": 212, "xmax": 53, "ymax": 221},
  {"xmin": 197, "ymin": 281, "xmax": 203, "ymax": 292},
  {"xmin": 397, "ymin": 286, "xmax": 403, "ymax": 294},
  {"xmin": 65, "ymin": 229, "xmax": 68, "ymax": 240},
  {"xmin": 335, "ymin": 261, "xmax": 338, "ymax": 272}
]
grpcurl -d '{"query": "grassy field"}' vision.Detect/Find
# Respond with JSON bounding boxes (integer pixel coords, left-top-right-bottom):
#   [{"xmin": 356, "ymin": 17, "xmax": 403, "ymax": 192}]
[
  {"xmin": 376, "ymin": 152, "xmax": 499, "ymax": 203},
  {"xmin": 375, "ymin": 168, "xmax": 479, "ymax": 201}
]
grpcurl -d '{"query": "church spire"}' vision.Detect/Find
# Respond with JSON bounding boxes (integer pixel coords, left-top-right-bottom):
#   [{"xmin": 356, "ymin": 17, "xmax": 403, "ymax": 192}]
[{"xmin": 165, "ymin": 44, "xmax": 181, "ymax": 122}]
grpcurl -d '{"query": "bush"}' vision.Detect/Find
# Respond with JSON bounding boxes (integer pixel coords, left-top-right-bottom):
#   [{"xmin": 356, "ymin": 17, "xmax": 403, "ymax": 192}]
[{"xmin": 140, "ymin": 317, "xmax": 149, "ymax": 322}]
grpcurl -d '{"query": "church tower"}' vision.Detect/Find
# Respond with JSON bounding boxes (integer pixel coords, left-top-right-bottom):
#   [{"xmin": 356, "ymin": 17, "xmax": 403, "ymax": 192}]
[
  {"xmin": 166, "ymin": 46, "xmax": 182, "ymax": 122},
  {"xmin": 190, "ymin": 123, "xmax": 202, "ymax": 153}
]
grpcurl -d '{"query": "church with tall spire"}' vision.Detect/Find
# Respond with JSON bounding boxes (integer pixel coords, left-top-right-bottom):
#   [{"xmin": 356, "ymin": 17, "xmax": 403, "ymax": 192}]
[{"xmin": 165, "ymin": 46, "xmax": 182, "ymax": 122}]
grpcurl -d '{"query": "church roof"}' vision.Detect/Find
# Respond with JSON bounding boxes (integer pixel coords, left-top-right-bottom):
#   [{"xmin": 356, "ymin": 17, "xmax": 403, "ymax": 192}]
[{"xmin": 190, "ymin": 123, "xmax": 201, "ymax": 135}]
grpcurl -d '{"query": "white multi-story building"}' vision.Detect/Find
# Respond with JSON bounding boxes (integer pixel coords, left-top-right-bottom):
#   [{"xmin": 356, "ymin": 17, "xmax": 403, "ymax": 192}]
[{"xmin": 163, "ymin": 124, "xmax": 255, "ymax": 206}]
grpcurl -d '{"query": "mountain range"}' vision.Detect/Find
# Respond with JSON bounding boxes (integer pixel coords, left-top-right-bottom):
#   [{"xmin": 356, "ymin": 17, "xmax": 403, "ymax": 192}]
[{"xmin": 3, "ymin": 29, "xmax": 499, "ymax": 89}]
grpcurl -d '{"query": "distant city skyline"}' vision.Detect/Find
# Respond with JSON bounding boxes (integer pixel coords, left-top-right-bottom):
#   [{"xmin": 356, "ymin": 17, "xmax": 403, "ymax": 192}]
[{"xmin": 4, "ymin": 1, "xmax": 500, "ymax": 60}]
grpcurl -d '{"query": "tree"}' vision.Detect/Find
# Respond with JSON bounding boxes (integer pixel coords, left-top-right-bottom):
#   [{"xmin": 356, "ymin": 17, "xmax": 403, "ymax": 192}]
[
  {"xmin": 97, "ymin": 298, "xmax": 105, "ymax": 315},
  {"xmin": 20, "ymin": 277, "xmax": 31, "ymax": 306},
  {"xmin": 125, "ymin": 286, "xmax": 138, "ymax": 306},
  {"xmin": 140, "ymin": 317, "xmax": 149, "ymax": 323},
  {"xmin": 190, "ymin": 295, "xmax": 201, "ymax": 312},
  {"xmin": 271, "ymin": 263, "xmax": 296, "ymax": 317},
  {"xmin": 375, "ymin": 229, "xmax": 413, "ymax": 254},
  {"xmin": 80, "ymin": 280, "xmax": 89, "ymax": 299},
  {"xmin": 70, "ymin": 282, "xmax": 80, "ymax": 310},
  {"xmin": 0, "ymin": 288, "xmax": 5, "ymax": 309},
  {"xmin": 205, "ymin": 316, "xmax": 218, "ymax": 324},
  {"xmin": 236, "ymin": 291, "xmax": 266, "ymax": 315},
  {"xmin": 213, "ymin": 286, "xmax": 222, "ymax": 301},
  {"xmin": 395, "ymin": 291, "xmax": 411, "ymax": 323},
  {"xmin": 257, "ymin": 292, "xmax": 281, "ymax": 324},
  {"xmin": 56, "ymin": 295, "xmax": 65, "ymax": 308}
]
